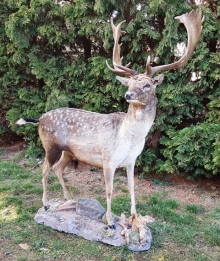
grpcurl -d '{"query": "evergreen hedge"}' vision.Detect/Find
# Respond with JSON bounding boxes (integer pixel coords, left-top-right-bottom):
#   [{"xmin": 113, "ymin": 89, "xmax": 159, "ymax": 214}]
[{"xmin": 1, "ymin": 0, "xmax": 219, "ymax": 177}]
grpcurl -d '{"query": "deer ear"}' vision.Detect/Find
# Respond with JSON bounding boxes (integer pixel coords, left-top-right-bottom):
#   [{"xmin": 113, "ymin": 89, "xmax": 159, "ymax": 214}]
[
  {"xmin": 153, "ymin": 74, "xmax": 164, "ymax": 87},
  {"xmin": 116, "ymin": 76, "xmax": 129, "ymax": 86}
]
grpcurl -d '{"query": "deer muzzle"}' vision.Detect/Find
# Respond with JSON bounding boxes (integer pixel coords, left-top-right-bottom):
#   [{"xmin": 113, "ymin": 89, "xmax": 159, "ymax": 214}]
[{"xmin": 125, "ymin": 92, "xmax": 134, "ymax": 100}]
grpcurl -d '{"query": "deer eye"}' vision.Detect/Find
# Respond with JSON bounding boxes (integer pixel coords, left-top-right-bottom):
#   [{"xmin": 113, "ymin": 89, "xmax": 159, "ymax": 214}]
[{"xmin": 143, "ymin": 83, "xmax": 150, "ymax": 90}]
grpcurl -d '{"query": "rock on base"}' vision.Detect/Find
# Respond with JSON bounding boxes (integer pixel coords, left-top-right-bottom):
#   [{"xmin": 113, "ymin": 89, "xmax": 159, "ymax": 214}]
[{"xmin": 34, "ymin": 198, "xmax": 152, "ymax": 251}]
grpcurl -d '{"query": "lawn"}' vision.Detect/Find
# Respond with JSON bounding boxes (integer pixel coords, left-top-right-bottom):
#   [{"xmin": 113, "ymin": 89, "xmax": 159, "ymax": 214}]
[{"xmin": 0, "ymin": 149, "xmax": 220, "ymax": 261}]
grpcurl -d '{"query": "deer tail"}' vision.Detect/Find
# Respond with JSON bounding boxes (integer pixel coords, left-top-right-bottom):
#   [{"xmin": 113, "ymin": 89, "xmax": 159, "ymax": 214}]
[{"xmin": 16, "ymin": 118, "xmax": 39, "ymax": 125}]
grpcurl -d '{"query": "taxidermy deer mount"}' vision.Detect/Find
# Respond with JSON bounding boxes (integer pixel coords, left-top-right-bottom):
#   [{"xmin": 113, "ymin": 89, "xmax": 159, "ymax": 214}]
[{"xmin": 16, "ymin": 9, "xmax": 203, "ymax": 229}]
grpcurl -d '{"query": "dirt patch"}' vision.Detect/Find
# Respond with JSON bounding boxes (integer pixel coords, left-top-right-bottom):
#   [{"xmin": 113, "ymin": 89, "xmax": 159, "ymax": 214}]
[
  {"xmin": 0, "ymin": 131, "xmax": 24, "ymax": 147},
  {"xmin": 62, "ymin": 164, "xmax": 219, "ymax": 210}
]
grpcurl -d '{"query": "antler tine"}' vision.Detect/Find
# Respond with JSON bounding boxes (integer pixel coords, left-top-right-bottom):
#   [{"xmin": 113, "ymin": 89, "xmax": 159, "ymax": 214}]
[
  {"xmin": 111, "ymin": 18, "xmax": 126, "ymax": 67},
  {"xmin": 106, "ymin": 17, "xmax": 137, "ymax": 77},
  {"xmin": 106, "ymin": 61, "xmax": 138, "ymax": 76},
  {"xmin": 146, "ymin": 9, "xmax": 204, "ymax": 77}
]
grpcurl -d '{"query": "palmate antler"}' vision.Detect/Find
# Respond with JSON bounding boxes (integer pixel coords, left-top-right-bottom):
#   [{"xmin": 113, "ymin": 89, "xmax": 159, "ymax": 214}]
[
  {"xmin": 146, "ymin": 9, "xmax": 204, "ymax": 77},
  {"xmin": 107, "ymin": 9, "xmax": 204, "ymax": 77},
  {"xmin": 106, "ymin": 18, "xmax": 138, "ymax": 77}
]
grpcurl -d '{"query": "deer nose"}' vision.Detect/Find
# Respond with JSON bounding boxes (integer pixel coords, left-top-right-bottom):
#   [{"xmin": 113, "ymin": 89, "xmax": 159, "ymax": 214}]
[{"xmin": 125, "ymin": 92, "xmax": 134, "ymax": 100}]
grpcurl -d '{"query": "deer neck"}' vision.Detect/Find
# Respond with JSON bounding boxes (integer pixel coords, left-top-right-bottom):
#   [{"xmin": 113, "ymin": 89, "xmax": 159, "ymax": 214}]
[{"xmin": 123, "ymin": 97, "xmax": 156, "ymax": 135}]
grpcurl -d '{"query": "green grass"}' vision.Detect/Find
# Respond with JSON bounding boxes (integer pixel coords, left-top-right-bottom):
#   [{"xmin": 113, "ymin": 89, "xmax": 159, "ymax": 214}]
[
  {"xmin": 185, "ymin": 204, "xmax": 205, "ymax": 214},
  {"xmin": 0, "ymin": 156, "xmax": 220, "ymax": 261}
]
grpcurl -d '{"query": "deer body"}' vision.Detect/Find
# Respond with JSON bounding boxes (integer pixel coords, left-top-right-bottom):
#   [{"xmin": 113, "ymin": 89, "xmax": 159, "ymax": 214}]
[
  {"xmin": 39, "ymin": 104, "xmax": 155, "ymax": 169},
  {"xmin": 35, "ymin": 75, "xmax": 159, "ymax": 227},
  {"xmin": 16, "ymin": 10, "xmax": 203, "ymax": 228}
]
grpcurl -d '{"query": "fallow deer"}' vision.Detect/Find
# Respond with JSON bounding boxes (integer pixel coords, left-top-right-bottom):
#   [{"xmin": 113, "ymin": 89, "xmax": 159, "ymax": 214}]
[{"xmin": 16, "ymin": 10, "xmax": 203, "ymax": 228}]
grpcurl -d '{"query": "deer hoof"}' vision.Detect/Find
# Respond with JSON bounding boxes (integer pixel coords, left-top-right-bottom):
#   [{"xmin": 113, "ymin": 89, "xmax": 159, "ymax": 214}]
[
  {"xmin": 44, "ymin": 205, "xmax": 50, "ymax": 211},
  {"xmin": 108, "ymin": 224, "xmax": 116, "ymax": 229}
]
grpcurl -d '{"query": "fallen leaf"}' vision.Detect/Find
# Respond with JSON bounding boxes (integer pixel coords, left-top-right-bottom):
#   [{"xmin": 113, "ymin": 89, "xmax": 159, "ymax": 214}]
[{"xmin": 19, "ymin": 243, "xmax": 29, "ymax": 250}]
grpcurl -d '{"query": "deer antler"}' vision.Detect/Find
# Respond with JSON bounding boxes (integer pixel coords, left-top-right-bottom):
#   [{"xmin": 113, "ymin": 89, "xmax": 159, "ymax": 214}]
[
  {"xmin": 106, "ymin": 18, "xmax": 138, "ymax": 77},
  {"xmin": 146, "ymin": 9, "xmax": 204, "ymax": 77}
]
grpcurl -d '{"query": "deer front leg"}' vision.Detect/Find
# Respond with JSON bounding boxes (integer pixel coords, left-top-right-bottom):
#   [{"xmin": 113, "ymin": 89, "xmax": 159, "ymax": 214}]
[
  {"xmin": 103, "ymin": 165, "xmax": 115, "ymax": 229},
  {"xmin": 127, "ymin": 162, "xmax": 136, "ymax": 215},
  {"xmin": 42, "ymin": 158, "xmax": 51, "ymax": 210}
]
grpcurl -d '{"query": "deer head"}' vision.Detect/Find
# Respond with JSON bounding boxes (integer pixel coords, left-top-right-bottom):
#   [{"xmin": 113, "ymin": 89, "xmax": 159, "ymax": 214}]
[{"xmin": 106, "ymin": 9, "xmax": 204, "ymax": 106}]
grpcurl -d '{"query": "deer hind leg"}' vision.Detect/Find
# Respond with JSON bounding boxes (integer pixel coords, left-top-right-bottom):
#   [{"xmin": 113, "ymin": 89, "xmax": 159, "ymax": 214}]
[
  {"xmin": 127, "ymin": 162, "xmax": 136, "ymax": 215},
  {"xmin": 53, "ymin": 151, "xmax": 73, "ymax": 200},
  {"xmin": 42, "ymin": 158, "xmax": 51, "ymax": 209},
  {"xmin": 103, "ymin": 165, "xmax": 116, "ymax": 229}
]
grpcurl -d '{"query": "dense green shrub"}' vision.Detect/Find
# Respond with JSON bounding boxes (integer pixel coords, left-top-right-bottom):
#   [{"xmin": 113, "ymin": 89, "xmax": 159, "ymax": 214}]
[
  {"xmin": 0, "ymin": 0, "xmax": 219, "ymax": 177},
  {"xmin": 161, "ymin": 123, "xmax": 220, "ymax": 177}
]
